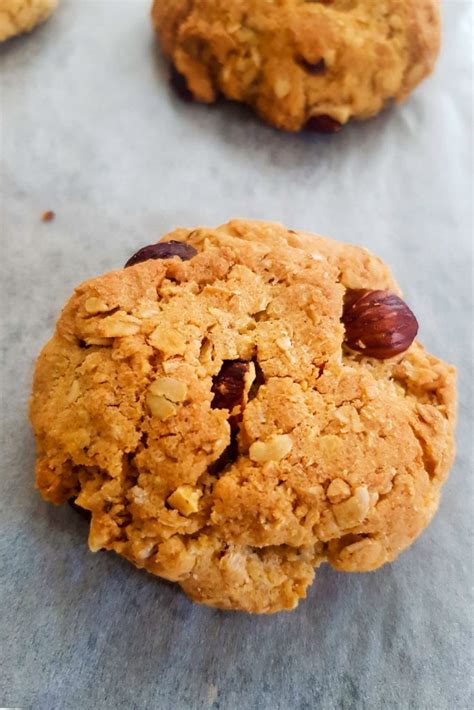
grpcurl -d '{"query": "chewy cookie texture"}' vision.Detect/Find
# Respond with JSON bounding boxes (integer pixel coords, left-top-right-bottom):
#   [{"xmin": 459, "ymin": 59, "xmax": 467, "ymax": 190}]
[
  {"xmin": 30, "ymin": 220, "xmax": 456, "ymax": 613},
  {"xmin": 152, "ymin": 0, "xmax": 441, "ymax": 132},
  {"xmin": 0, "ymin": 0, "xmax": 57, "ymax": 42}
]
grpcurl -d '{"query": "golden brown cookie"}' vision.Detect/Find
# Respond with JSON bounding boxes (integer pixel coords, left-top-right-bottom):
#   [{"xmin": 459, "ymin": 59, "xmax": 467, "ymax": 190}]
[
  {"xmin": 151, "ymin": 0, "xmax": 441, "ymax": 132},
  {"xmin": 0, "ymin": 0, "xmax": 57, "ymax": 41},
  {"xmin": 30, "ymin": 220, "xmax": 456, "ymax": 613}
]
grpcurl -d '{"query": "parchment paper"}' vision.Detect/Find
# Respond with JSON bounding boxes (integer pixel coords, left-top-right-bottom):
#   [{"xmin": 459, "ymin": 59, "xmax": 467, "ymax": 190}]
[{"xmin": 1, "ymin": 2, "xmax": 472, "ymax": 708}]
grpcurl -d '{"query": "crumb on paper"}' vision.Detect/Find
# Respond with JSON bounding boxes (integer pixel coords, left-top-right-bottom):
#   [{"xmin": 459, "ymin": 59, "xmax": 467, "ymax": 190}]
[
  {"xmin": 42, "ymin": 210, "xmax": 55, "ymax": 222},
  {"xmin": 207, "ymin": 683, "xmax": 218, "ymax": 706}
]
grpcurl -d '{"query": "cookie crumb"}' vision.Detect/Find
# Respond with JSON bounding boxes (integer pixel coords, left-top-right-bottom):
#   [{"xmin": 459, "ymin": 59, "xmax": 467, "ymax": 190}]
[
  {"xmin": 41, "ymin": 210, "xmax": 55, "ymax": 222},
  {"xmin": 207, "ymin": 683, "xmax": 218, "ymax": 707}
]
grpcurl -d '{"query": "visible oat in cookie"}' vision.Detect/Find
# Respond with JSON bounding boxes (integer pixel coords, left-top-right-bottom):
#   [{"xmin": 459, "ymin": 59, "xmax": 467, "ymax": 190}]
[
  {"xmin": 151, "ymin": 0, "xmax": 441, "ymax": 131},
  {"xmin": 30, "ymin": 220, "xmax": 456, "ymax": 613}
]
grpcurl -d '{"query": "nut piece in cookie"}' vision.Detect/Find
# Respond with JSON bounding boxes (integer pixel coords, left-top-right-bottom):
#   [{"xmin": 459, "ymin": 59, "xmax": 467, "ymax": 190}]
[
  {"xmin": 211, "ymin": 360, "xmax": 255, "ymax": 430},
  {"xmin": 125, "ymin": 240, "xmax": 198, "ymax": 268},
  {"xmin": 151, "ymin": 0, "xmax": 441, "ymax": 131},
  {"xmin": 30, "ymin": 220, "xmax": 456, "ymax": 613},
  {"xmin": 0, "ymin": 0, "xmax": 58, "ymax": 42},
  {"xmin": 342, "ymin": 290, "xmax": 418, "ymax": 359}
]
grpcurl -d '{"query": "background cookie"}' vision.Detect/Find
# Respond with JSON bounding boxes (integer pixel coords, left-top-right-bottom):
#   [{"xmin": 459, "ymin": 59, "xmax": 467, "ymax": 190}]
[
  {"xmin": 152, "ymin": 0, "xmax": 441, "ymax": 131},
  {"xmin": 0, "ymin": 0, "xmax": 57, "ymax": 41},
  {"xmin": 30, "ymin": 220, "xmax": 456, "ymax": 613}
]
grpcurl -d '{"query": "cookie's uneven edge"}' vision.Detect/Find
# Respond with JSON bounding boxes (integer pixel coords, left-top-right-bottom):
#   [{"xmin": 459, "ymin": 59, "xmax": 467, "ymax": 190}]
[
  {"xmin": 30, "ymin": 220, "xmax": 456, "ymax": 613},
  {"xmin": 151, "ymin": 0, "xmax": 441, "ymax": 132},
  {"xmin": 0, "ymin": 0, "xmax": 58, "ymax": 42}
]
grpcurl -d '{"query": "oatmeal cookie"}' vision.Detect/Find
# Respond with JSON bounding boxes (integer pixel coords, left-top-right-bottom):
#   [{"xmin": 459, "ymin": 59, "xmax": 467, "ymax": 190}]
[
  {"xmin": 30, "ymin": 220, "xmax": 456, "ymax": 613},
  {"xmin": 151, "ymin": 0, "xmax": 441, "ymax": 131},
  {"xmin": 0, "ymin": 0, "xmax": 57, "ymax": 41}
]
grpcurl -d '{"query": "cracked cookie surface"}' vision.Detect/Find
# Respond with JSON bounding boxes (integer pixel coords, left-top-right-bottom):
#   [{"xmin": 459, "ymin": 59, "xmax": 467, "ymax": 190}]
[
  {"xmin": 151, "ymin": 0, "xmax": 441, "ymax": 131},
  {"xmin": 30, "ymin": 220, "xmax": 456, "ymax": 613},
  {"xmin": 0, "ymin": 0, "xmax": 57, "ymax": 41}
]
